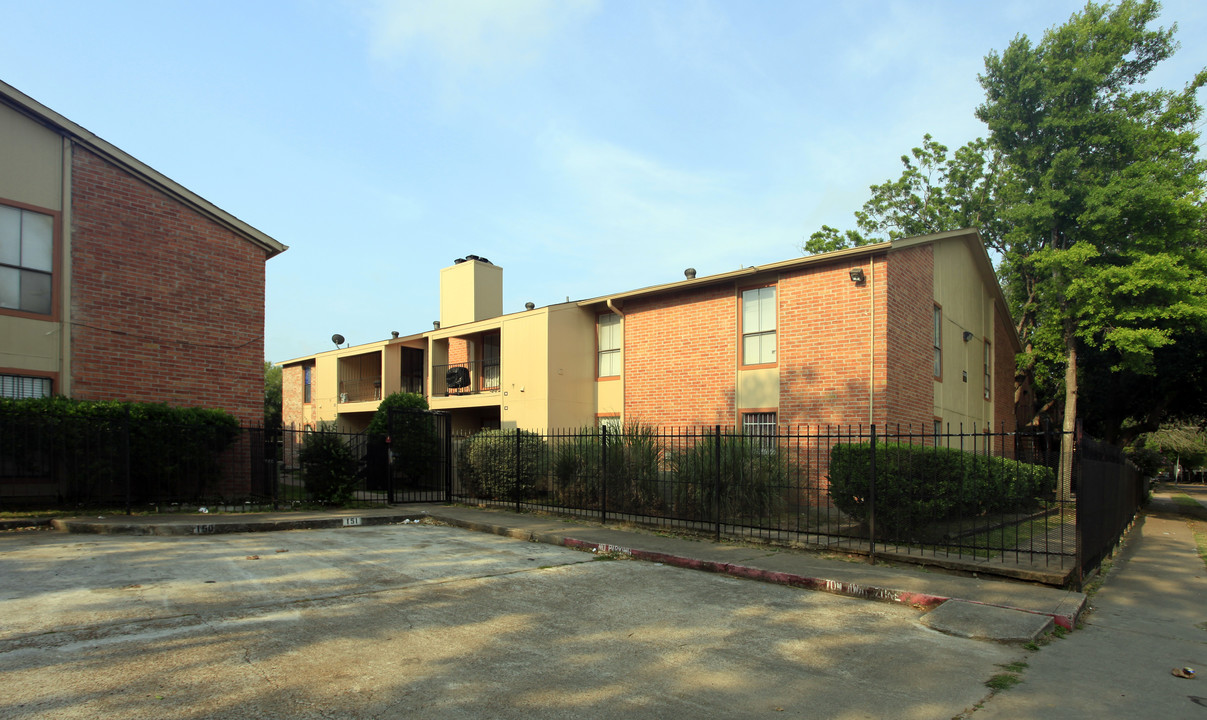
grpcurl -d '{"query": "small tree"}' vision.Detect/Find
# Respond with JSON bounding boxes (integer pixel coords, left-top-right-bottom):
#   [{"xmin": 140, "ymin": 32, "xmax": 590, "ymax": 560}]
[{"xmin": 299, "ymin": 423, "xmax": 357, "ymax": 504}]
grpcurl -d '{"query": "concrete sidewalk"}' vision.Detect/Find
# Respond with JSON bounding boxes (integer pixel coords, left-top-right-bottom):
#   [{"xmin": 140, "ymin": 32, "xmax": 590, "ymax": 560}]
[
  {"xmin": 31, "ymin": 502, "xmax": 1087, "ymax": 644},
  {"xmin": 972, "ymin": 485, "xmax": 1207, "ymax": 718}
]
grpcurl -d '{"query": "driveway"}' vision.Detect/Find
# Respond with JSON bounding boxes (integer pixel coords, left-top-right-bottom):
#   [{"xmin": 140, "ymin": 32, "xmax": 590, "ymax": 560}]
[{"xmin": 1, "ymin": 522, "xmax": 1020, "ymax": 719}]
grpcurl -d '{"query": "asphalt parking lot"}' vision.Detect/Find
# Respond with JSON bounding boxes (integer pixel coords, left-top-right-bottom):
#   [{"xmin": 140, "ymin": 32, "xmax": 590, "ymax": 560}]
[{"xmin": 0, "ymin": 521, "xmax": 1021, "ymax": 719}]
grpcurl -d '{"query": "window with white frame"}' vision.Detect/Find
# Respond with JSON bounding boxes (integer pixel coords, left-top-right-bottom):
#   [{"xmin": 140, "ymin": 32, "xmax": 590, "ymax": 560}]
[
  {"xmin": 598, "ymin": 313, "xmax": 621, "ymax": 377},
  {"xmin": 0, "ymin": 204, "xmax": 54, "ymax": 315},
  {"xmin": 933, "ymin": 305, "xmax": 943, "ymax": 379},
  {"xmin": 742, "ymin": 286, "xmax": 776, "ymax": 365},
  {"xmin": 0, "ymin": 373, "xmax": 52, "ymax": 399}
]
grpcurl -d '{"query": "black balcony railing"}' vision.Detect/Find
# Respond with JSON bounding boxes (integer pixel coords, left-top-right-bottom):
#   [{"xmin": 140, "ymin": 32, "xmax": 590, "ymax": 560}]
[
  {"xmin": 338, "ymin": 377, "xmax": 382, "ymax": 403},
  {"xmin": 433, "ymin": 361, "xmax": 500, "ymax": 396}
]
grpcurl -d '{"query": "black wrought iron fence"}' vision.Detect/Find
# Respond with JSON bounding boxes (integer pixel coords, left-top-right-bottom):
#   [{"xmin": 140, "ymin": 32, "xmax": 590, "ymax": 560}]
[
  {"xmin": 449, "ymin": 423, "xmax": 1109, "ymax": 581},
  {"xmin": 1, "ymin": 408, "xmax": 1139, "ymax": 587}
]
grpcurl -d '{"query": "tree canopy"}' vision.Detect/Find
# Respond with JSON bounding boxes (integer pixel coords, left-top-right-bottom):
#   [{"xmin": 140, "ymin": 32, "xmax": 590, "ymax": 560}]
[{"xmin": 807, "ymin": 1, "xmax": 1207, "ymax": 446}]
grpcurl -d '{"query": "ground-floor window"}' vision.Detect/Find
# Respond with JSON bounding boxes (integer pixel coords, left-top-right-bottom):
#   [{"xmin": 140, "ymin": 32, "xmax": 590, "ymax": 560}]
[{"xmin": 0, "ymin": 373, "xmax": 52, "ymax": 399}]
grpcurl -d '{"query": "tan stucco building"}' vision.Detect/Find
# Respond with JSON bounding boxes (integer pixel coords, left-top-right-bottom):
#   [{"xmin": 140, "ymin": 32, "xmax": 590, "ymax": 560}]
[{"xmin": 282, "ymin": 229, "xmax": 1024, "ymax": 436}]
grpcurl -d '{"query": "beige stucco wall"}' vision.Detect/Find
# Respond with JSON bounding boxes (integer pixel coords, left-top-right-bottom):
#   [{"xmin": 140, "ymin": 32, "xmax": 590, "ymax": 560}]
[
  {"xmin": 498, "ymin": 310, "xmax": 549, "ymax": 429},
  {"xmin": 932, "ymin": 238, "xmax": 995, "ymax": 430},
  {"xmin": 737, "ymin": 367, "xmax": 779, "ymax": 412},
  {"xmin": 0, "ymin": 103, "xmax": 66, "ymax": 384},
  {"xmin": 545, "ymin": 304, "xmax": 597, "ymax": 430},
  {"xmin": 0, "ymin": 103, "xmax": 62, "ymax": 210}
]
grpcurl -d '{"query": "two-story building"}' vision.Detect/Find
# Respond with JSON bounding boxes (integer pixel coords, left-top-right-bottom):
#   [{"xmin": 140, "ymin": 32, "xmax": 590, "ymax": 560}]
[
  {"xmin": 0, "ymin": 80, "xmax": 286, "ymax": 425},
  {"xmin": 282, "ymin": 228, "xmax": 1022, "ymax": 435}
]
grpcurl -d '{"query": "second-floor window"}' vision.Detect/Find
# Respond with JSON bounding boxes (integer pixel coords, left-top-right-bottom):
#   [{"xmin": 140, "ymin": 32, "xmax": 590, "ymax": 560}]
[
  {"xmin": 0, "ymin": 203, "xmax": 54, "ymax": 316},
  {"xmin": 303, "ymin": 365, "xmax": 313, "ymax": 403},
  {"xmin": 742, "ymin": 286, "xmax": 776, "ymax": 366},
  {"xmin": 598, "ymin": 313, "xmax": 621, "ymax": 377}
]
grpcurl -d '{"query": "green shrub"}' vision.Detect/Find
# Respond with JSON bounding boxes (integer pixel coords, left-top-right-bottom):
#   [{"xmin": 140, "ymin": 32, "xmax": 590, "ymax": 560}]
[
  {"xmin": 0, "ymin": 397, "xmax": 240, "ymax": 501},
  {"xmin": 671, "ymin": 434, "xmax": 787, "ymax": 521},
  {"xmin": 459, "ymin": 429, "xmax": 545, "ymax": 500},
  {"xmin": 551, "ymin": 424, "xmax": 663, "ymax": 513},
  {"xmin": 299, "ymin": 424, "xmax": 358, "ymax": 504},
  {"xmin": 827, "ymin": 442, "xmax": 1056, "ymax": 541}
]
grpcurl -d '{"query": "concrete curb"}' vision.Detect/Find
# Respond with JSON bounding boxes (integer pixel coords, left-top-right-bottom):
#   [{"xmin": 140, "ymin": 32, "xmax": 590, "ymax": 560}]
[
  {"xmin": 51, "ymin": 513, "xmax": 430, "ymax": 536},
  {"xmin": 0, "ymin": 517, "xmax": 53, "ymax": 531},
  {"xmin": 428, "ymin": 512, "xmax": 1085, "ymax": 632}
]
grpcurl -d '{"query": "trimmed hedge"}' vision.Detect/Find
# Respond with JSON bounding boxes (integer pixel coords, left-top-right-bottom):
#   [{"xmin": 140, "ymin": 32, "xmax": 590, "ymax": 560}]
[
  {"xmin": 827, "ymin": 442, "xmax": 1056, "ymax": 540},
  {"xmin": 458, "ymin": 429, "xmax": 545, "ymax": 500}
]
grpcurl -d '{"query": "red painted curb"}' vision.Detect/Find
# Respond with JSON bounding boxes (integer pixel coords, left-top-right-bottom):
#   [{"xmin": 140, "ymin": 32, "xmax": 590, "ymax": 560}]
[{"xmin": 561, "ymin": 535, "xmax": 1079, "ymax": 629}]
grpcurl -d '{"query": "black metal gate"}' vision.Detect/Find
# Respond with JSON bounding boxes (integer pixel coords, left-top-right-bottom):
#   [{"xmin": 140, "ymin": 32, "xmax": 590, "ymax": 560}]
[{"xmin": 386, "ymin": 409, "xmax": 451, "ymax": 503}]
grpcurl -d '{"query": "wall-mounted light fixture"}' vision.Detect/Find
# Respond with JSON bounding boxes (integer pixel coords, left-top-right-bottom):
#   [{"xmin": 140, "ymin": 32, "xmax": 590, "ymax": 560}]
[
  {"xmin": 849, "ymin": 267, "xmax": 866, "ymax": 284},
  {"xmin": 963, "ymin": 331, "xmax": 974, "ymax": 342}
]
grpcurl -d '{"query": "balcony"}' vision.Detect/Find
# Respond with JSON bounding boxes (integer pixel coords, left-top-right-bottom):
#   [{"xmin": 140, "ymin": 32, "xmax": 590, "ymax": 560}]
[
  {"xmin": 338, "ymin": 377, "xmax": 382, "ymax": 403},
  {"xmin": 433, "ymin": 360, "xmax": 500, "ymax": 396}
]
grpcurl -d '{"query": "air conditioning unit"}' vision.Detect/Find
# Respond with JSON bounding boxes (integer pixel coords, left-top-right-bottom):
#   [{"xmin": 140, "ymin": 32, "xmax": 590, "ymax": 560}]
[{"xmin": 446, "ymin": 366, "xmax": 471, "ymax": 389}]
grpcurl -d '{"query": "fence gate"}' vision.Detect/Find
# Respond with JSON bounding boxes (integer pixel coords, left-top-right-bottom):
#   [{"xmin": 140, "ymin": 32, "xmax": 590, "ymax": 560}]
[{"xmin": 386, "ymin": 409, "xmax": 451, "ymax": 503}]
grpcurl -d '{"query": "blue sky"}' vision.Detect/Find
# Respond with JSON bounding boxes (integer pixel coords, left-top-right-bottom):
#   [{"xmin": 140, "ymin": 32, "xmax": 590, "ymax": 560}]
[{"xmin": 3, "ymin": 1, "xmax": 1205, "ymax": 363}]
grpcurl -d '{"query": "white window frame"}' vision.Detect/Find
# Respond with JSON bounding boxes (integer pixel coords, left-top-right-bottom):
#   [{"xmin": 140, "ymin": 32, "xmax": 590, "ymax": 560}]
[
  {"xmin": 597, "ymin": 313, "xmax": 621, "ymax": 378},
  {"xmin": 741, "ymin": 286, "xmax": 777, "ymax": 366}
]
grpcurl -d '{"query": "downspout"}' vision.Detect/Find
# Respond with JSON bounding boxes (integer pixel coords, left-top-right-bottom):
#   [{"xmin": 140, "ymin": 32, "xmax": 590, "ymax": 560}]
[
  {"xmin": 869, "ymin": 258, "xmax": 876, "ymax": 426},
  {"xmin": 60, "ymin": 137, "xmax": 73, "ymax": 396}
]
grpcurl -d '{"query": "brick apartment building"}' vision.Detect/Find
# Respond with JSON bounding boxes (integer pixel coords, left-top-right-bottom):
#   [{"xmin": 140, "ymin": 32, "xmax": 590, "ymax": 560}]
[
  {"xmin": 0, "ymin": 80, "xmax": 287, "ymax": 424},
  {"xmin": 283, "ymin": 228, "xmax": 1022, "ymax": 435}
]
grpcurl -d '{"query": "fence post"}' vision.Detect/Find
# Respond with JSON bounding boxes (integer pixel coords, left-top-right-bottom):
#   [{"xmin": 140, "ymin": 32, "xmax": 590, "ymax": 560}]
[
  {"xmin": 443, "ymin": 414, "xmax": 453, "ymax": 501},
  {"xmin": 868, "ymin": 424, "xmax": 877, "ymax": 565},
  {"xmin": 600, "ymin": 425, "xmax": 609, "ymax": 525},
  {"xmin": 514, "ymin": 428, "xmax": 522, "ymax": 514},
  {"xmin": 121, "ymin": 405, "xmax": 132, "ymax": 516},
  {"xmin": 714, "ymin": 424, "xmax": 722, "ymax": 542},
  {"xmin": 1074, "ymin": 417, "xmax": 1085, "ymax": 589}
]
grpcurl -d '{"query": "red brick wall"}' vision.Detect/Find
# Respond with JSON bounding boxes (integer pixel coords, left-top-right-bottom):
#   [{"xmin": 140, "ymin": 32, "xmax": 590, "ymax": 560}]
[
  {"xmin": 69, "ymin": 145, "xmax": 269, "ymax": 425},
  {"xmin": 448, "ymin": 338, "xmax": 469, "ymax": 365},
  {"xmin": 778, "ymin": 258, "xmax": 887, "ymax": 428},
  {"xmin": 883, "ymin": 245, "xmax": 935, "ymax": 431},
  {"xmin": 282, "ymin": 363, "xmax": 312, "ymax": 429},
  {"xmin": 622, "ymin": 285, "xmax": 736, "ymax": 427}
]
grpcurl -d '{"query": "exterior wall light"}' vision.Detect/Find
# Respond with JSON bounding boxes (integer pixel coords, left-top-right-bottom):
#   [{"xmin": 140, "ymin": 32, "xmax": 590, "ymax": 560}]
[
  {"xmin": 963, "ymin": 331, "xmax": 974, "ymax": 342},
  {"xmin": 849, "ymin": 268, "xmax": 865, "ymax": 284}
]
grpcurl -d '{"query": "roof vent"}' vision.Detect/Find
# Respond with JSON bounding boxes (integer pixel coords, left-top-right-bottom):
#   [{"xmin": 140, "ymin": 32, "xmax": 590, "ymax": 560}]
[
  {"xmin": 453, "ymin": 258, "xmax": 466, "ymax": 264},
  {"xmin": 525, "ymin": 301, "xmax": 535, "ymax": 310},
  {"xmin": 684, "ymin": 268, "xmax": 697, "ymax": 279},
  {"xmin": 391, "ymin": 331, "xmax": 400, "ymax": 339},
  {"xmin": 433, "ymin": 321, "xmax": 440, "ymax": 329}
]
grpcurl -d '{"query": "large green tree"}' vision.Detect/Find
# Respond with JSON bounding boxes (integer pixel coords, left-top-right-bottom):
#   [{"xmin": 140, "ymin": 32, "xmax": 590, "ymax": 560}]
[
  {"xmin": 979, "ymin": 0, "xmax": 1207, "ymax": 491},
  {"xmin": 263, "ymin": 361, "xmax": 282, "ymax": 431},
  {"xmin": 807, "ymin": 2, "xmax": 1207, "ymax": 465}
]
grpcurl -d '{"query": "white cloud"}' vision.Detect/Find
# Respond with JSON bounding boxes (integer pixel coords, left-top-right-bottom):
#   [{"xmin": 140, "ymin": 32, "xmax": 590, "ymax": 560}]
[{"xmin": 362, "ymin": 0, "xmax": 597, "ymax": 72}]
